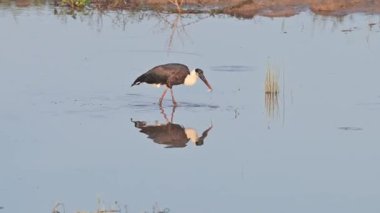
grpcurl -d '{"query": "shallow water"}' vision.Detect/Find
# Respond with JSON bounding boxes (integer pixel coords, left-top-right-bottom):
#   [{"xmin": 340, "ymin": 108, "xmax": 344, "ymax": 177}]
[{"xmin": 1, "ymin": 3, "xmax": 380, "ymax": 213}]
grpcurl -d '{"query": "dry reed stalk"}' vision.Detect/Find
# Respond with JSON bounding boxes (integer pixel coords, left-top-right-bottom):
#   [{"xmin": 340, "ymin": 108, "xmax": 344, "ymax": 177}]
[
  {"xmin": 168, "ymin": 0, "xmax": 184, "ymax": 12},
  {"xmin": 265, "ymin": 65, "xmax": 279, "ymax": 94},
  {"xmin": 264, "ymin": 65, "xmax": 280, "ymax": 119}
]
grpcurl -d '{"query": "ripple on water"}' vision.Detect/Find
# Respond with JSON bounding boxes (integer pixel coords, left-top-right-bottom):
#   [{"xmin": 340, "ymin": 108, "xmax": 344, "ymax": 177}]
[
  {"xmin": 128, "ymin": 101, "xmax": 220, "ymax": 111},
  {"xmin": 177, "ymin": 101, "xmax": 220, "ymax": 109},
  {"xmin": 338, "ymin": 126, "xmax": 363, "ymax": 131},
  {"xmin": 210, "ymin": 65, "xmax": 255, "ymax": 72},
  {"xmin": 126, "ymin": 93, "xmax": 220, "ymax": 111}
]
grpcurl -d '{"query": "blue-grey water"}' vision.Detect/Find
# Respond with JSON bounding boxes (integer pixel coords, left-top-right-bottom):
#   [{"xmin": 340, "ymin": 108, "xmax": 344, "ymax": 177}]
[{"xmin": 1, "ymin": 3, "xmax": 380, "ymax": 213}]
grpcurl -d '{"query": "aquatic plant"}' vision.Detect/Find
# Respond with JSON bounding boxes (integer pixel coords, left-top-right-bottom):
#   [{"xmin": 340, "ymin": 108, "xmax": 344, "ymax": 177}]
[
  {"xmin": 60, "ymin": 0, "xmax": 91, "ymax": 9},
  {"xmin": 264, "ymin": 65, "xmax": 280, "ymax": 121},
  {"xmin": 265, "ymin": 65, "xmax": 279, "ymax": 94}
]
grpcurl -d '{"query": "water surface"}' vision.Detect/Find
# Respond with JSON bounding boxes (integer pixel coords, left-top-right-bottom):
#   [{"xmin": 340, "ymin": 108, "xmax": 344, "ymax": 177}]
[{"xmin": 1, "ymin": 3, "xmax": 380, "ymax": 213}]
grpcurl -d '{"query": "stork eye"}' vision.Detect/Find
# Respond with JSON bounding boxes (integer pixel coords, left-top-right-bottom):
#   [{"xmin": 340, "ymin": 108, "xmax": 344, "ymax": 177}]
[{"xmin": 195, "ymin": 68, "xmax": 203, "ymax": 74}]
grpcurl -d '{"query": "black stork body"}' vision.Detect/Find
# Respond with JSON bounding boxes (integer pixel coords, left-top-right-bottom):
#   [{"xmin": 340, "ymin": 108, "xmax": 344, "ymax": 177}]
[
  {"xmin": 131, "ymin": 63, "xmax": 212, "ymax": 106},
  {"xmin": 131, "ymin": 107, "xmax": 213, "ymax": 148},
  {"xmin": 132, "ymin": 121, "xmax": 213, "ymax": 148}
]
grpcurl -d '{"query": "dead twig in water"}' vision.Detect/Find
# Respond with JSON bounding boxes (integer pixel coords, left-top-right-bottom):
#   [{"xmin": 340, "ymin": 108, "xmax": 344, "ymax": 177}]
[
  {"xmin": 154, "ymin": 12, "xmax": 208, "ymax": 52},
  {"xmin": 168, "ymin": 14, "xmax": 183, "ymax": 50},
  {"xmin": 168, "ymin": 0, "xmax": 184, "ymax": 13},
  {"xmin": 154, "ymin": 13, "xmax": 187, "ymax": 51}
]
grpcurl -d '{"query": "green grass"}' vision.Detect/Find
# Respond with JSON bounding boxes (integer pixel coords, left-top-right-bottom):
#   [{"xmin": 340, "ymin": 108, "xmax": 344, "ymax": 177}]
[{"xmin": 60, "ymin": 0, "xmax": 90, "ymax": 9}]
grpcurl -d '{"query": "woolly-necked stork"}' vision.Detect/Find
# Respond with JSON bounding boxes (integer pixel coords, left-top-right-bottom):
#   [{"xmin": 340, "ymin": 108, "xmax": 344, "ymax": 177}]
[
  {"xmin": 132, "ymin": 121, "xmax": 213, "ymax": 148},
  {"xmin": 131, "ymin": 63, "xmax": 213, "ymax": 106},
  {"xmin": 131, "ymin": 107, "xmax": 213, "ymax": 148}
]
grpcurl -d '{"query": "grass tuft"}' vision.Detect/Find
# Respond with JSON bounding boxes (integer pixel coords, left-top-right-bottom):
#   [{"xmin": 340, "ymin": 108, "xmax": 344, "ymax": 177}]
[
  {"xmin": 264, "ymin": 64, "xmax": 280, "ymax": 120},
  {"xmin": 265, "ymin": 64, "xmax": 279, "ymax": 94}
]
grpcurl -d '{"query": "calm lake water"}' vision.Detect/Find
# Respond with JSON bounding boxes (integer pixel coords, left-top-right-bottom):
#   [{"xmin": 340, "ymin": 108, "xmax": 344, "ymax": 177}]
[{"xmin": 1, "ymin": 2, "xmax": 380, "ymax": 213}]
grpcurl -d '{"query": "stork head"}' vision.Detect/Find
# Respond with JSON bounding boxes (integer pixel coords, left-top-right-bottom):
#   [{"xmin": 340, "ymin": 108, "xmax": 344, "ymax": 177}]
[{"xmin": 195, "ymin": 68, "xmax": 213, "ymax": 91}]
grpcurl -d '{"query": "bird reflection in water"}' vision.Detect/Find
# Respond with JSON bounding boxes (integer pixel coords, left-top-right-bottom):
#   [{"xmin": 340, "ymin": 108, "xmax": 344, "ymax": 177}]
[{"xmin": 131, "ymin": 107, "xmax": 213, "ymax": 148}]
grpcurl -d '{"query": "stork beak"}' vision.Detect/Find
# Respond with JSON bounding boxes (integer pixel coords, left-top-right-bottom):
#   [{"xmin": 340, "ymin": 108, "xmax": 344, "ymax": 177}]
[{"xmin": 198, "ymin": 73, "xmax": 213, "ymax": 92}]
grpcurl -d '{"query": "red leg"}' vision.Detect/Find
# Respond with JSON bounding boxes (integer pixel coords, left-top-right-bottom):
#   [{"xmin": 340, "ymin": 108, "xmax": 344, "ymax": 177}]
[
  {"xmin": 159, "ymin": 105, "xmax": 170, "ymax": 123},
  {"xmin": 170, "ymin": 89, "xmax": 177, "ymax": 106},
  {"xmin": 170, "ymin": 105, "xmax": 176, "ymax": 123},
  {"xmin": 159, "ymin": 88, "xmax": 168, "ymax": 106}
]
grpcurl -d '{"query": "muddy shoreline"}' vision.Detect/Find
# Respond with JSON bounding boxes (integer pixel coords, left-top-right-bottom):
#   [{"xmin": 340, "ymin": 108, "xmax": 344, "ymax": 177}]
[
  {"xmin": 2, "ymin": 0, "xmax": 380, "ymax": 18},
  {"xmin": 126, "ymin": 0, "xmax": 380, "ymax": 18}
]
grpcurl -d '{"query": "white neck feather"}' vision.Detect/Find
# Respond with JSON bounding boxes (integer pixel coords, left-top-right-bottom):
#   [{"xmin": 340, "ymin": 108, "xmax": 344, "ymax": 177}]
[
  {"xmin": 184, "ymin": 70, "xmax": 198, "ymax": 86},
  {"xmin": 185, "ymin": 128, "xmax": 199, "ymax": 143}
]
